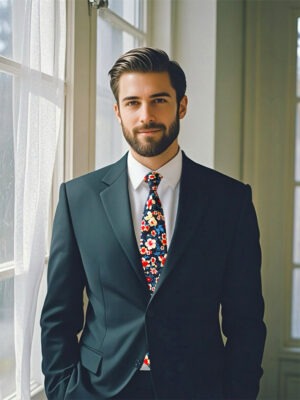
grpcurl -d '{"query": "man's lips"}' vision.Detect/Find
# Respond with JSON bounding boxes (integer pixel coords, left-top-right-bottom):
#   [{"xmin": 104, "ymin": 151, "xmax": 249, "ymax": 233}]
[
  {"xmin": 137, "ymin": 128, "xmax": 161, "ymax": 134},
  {"xmin": 134, "ymin": 124, "xmax": 165, "ymax": 135}
]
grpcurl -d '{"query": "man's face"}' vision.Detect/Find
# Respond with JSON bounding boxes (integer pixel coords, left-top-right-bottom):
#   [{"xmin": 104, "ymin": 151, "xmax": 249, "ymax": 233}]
[{"xmin": 114, "ymin": 72, "xmax": 187, "ymax": 157}]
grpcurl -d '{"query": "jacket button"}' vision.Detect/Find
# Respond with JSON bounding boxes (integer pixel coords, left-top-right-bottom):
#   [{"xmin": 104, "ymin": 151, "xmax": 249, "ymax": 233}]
[{"xmin": 134, "ymin": 359, "xmax": 142, "ymax": 369}]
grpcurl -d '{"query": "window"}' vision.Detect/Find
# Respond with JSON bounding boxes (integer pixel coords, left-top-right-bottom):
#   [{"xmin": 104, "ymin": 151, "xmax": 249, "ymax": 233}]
[
  {"xmin": 0, "ymin": 71, "xmax": 14, "ymax": 267},
  {"xmin": 95, "ymin": 0, "xmax": 147, "ymax": 168},
  {"xmin": 291, "ymin": 17, "xmax": 300, "ymax": 340},
  {"xmin": 0, "ymin": 0, "xmax": 66, "ymax": 398},
  {"xmin": 0, "ymin": 1, "xmax": 17, "ymax": 396}
]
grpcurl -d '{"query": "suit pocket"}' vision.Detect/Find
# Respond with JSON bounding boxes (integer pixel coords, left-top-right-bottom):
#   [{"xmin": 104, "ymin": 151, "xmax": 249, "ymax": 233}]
[{"xmin": 80, "ymin": 343, "xmax": 103, "ymax": 375}]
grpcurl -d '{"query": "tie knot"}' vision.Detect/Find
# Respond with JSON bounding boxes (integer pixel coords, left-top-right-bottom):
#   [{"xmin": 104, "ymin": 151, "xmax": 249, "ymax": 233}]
[{"xmin": 144, "ymin": 172, "xmax": 162, "ymax": 190}]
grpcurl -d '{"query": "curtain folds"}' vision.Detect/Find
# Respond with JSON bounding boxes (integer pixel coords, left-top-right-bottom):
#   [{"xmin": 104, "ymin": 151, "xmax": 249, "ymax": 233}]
[{"xmin": 13, "ymin": 1, "xmax": 66, "ymax": 398}]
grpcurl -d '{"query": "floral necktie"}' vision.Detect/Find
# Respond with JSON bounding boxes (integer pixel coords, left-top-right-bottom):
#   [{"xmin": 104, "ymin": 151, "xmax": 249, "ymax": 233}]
[{"xmin": 140, "ymin": 172, "xmax": 168, "ymax": 368}]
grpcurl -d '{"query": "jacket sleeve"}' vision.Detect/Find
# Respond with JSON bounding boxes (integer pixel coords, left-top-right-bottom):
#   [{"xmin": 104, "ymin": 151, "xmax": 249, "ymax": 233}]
[
  {"xmin": 40, "ymin": 183, "xmax": 86, "ymax": 399},
  {"xmin": 221, "ymin": 185, "xmax": 267, "ymax": 399}
]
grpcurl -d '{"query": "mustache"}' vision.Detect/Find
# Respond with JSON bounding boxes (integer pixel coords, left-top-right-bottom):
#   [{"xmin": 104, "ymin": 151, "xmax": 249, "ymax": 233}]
[{"xmin": 133, "ymin": 122, "xmax": 166, "ymax": 133}]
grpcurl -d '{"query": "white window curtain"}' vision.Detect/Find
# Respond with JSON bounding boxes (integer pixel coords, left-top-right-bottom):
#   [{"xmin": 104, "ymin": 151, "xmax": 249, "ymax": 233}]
[{"xmin": 13, "ymin": 1, "xmax": 66, "ymax": 399}]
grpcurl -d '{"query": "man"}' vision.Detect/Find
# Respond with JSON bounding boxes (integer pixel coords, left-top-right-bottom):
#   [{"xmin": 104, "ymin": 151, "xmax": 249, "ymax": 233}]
[{"xmin": 41, "ymin": 47, "xmax": 266, "ymax": 400}]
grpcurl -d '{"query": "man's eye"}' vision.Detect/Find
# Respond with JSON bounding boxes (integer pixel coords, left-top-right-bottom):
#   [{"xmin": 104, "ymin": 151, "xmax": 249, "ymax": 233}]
[
  {"xmin": 126, "ymin": 101, "xmax": 139, "ymax": 107},
  {"xmin": 153, "ymin": 98, "xmax": 167, "ymax": 104}
]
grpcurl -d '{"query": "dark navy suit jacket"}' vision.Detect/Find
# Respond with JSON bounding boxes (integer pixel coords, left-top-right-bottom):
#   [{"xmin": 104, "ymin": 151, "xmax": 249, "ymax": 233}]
[{"xmin": 41, "ymin": 153, "xmax": 266, "ymax": 399}]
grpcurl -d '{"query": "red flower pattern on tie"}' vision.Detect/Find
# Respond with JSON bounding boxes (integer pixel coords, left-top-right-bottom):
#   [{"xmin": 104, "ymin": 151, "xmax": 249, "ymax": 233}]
[{"xmin": 140, "ymin": 172, "xmax": 168, "ymax": 293}]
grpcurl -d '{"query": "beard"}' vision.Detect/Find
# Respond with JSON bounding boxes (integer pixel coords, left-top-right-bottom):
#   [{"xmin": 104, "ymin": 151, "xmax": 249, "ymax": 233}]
[{"xmin": 121, "ymin": 112, "xmax": 180, "ymax": 157}]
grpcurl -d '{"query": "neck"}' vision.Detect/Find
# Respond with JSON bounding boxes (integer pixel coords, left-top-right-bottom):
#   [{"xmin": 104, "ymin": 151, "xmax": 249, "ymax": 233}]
[{"xmin": 130, "ymin": 140, "xmax": 179, "ymax": 171}]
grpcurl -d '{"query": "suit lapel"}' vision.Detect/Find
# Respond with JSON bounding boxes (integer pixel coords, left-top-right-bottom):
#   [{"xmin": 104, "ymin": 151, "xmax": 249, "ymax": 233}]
[
  {"xmin": 151, "ymin": 154, "xmax": 209, "ymax": 297},
  {"xmin": 99, "ymin": 155, "xmax": 149, "ymax": 293}
]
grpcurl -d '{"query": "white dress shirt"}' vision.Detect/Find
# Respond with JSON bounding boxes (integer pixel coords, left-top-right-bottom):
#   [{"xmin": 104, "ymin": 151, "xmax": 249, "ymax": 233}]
[{"xmin": 127, "ymin": 149, "xmax": 182, "ymax": 249}]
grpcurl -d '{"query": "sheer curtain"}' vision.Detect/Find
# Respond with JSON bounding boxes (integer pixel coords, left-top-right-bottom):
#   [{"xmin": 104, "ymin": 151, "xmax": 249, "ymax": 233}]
[{"xmin": 13, "ymin": 1, "xmax": 66, "ymax": 398}]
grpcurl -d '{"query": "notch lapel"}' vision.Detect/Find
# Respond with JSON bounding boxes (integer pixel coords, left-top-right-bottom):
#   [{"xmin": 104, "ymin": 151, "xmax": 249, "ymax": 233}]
[
  {"xmin": 151, "ymin": 154, "xmax": 209, "ymax": 297},
  {"xmin": 99, "ymin": 156, "xmax": 149, "ymax": 293}
]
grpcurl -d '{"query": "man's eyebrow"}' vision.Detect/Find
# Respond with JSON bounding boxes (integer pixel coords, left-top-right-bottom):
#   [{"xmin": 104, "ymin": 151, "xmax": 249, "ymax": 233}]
[
  {"xmin": 121, "ymin": 96, "xmax": 139, "ymax": 103},
  {"xmin": 121, "ymin": 92, "xmax": 172, "ymax": 103},
  {"xmin": 150, "ymin": 92, "xmax": 171, "ymax": 98}
]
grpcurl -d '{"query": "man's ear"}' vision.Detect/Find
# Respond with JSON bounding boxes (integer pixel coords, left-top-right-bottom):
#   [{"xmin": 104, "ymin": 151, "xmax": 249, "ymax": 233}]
[
  {"xmin": 178, "ymin": 95, "xmax": 188, "ymax": 119},
  {"xmin": 114, "ymin": 103, "xmax": 122, "ymax": 124}
]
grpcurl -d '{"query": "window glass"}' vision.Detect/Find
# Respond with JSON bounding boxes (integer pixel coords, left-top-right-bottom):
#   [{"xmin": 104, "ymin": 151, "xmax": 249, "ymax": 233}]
[
  {"xmin": 293, "ymin": 187, "xmax": 300, "ymax": 264},
  {"xmin": 295, "ymin": 104, "xmax": 300, "ymax": 182},
  {"xmin": 0, "ymin": 277, "xmax": 15, "ymax": 398},
  {"xmin": 291, "ymin": 18, "xmax": 300, "ymax": 341},
  {"xmin": 297, "ymin": 17, "xmax": 300, "ymax": 97},
  {"xmin": 291, "ymin": 268, "xmax": 300, "ymax": 339},
  {"xmin": 0, "ymin": 72, "xmax": 14, "ymax": 265},
  {"xmin": 0, "ymin": 0, "xmax": 12, "ymax": 59},
  {"xmin": 109, "ymin": 0, "xmax": 145, "ymax": 31}
]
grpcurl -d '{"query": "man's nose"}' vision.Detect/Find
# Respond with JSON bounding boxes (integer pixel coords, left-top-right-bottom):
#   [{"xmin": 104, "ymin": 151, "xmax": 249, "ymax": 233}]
[{"xmin": 140, "ymin": 103, "xmax": 155, "ymax": 124}]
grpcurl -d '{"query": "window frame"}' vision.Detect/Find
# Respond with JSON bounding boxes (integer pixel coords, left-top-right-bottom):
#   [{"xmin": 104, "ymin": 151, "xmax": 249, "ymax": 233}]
[
  {"xmin": 0, "ymin": 56, "xmax": 18, "ymax": 281},
  {"xmin": 286, "ymin": 11, "xmax": 300, "ymax": 348}
]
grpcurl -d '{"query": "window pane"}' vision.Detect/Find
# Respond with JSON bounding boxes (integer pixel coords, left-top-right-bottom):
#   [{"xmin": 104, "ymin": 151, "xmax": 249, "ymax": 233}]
[
  {"xmin": 291, "ymin": 268, "xmax": 300, "ymax": 339},
  {"xmin": 109, "ymin": 0, "xmax": 145, "ymax": 31},
  {"xmin": 95, "ymin": 18, "xmax": 142, "ymax": 168},
  {"xmin": 297, "ymin": 18, "xmax": 300, "ymax": 97},
  {"xmin": 0, "ymin": 72, "xmax": 14, "ymax": 265},
  {"xmin": 293, "ymin": 186, "xmax": 300, "ymax": 264},
  {"xmin": 0, "ymin": 277, "xmax": 15, "ymax": 398},
  {"xmin": 0, "ymin": 0, "xmax": 12, "ymax": 59},
  {"xmin": 295, "ymin": 104, "xmax": 300, "ymax": 182}
]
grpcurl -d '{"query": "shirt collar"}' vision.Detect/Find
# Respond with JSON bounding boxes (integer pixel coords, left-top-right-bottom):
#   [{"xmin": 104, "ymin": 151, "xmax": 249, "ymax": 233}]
[{"xmin": 127, "ymin": 149, "xmax": 182, "ymax": 190}]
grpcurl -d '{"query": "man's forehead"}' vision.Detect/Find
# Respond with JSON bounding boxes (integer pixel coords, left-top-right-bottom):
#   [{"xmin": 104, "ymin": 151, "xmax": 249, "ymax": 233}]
[{"xmin": 118, "ymin": 71, "xmax": 175, "ymax": 98}]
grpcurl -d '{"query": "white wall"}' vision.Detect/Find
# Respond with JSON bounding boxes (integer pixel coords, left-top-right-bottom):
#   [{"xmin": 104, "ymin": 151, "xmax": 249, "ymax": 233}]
[
  {"xmin": 214, "ymin": 0, "xmax": 244, "ymax": 180},
  {"xmin": 174, "ymin": 0, "xmax": 217, "ymax": 168},
  {"xmin": 150, "ymin": 0, "xmax": 217, "ymax": 168}
]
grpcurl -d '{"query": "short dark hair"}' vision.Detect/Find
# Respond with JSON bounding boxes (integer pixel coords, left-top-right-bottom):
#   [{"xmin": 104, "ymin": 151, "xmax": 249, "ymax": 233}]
[{"xmin": 108, "ymin": 47, "xmax": 186, "ymax": 104}]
